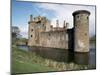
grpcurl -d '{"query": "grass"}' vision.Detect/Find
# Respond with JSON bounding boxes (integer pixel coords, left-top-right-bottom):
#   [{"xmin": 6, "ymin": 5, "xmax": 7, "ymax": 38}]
[
  {"xmin": 11, "ymin": 47, "xmax": 56, "ymax": 74},
  {"xmin": 12, "ymin": 59, "xmax": 55, "ymax": 74},
  {"xmin": 11, "ymin": 46, "xmax": 96, "ymax": 74}
]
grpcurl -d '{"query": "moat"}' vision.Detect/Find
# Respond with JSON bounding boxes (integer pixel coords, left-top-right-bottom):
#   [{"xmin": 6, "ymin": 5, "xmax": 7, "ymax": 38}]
[{"xmin": 17, "ymin": 43, "xmax": 96, "ymax": 66}]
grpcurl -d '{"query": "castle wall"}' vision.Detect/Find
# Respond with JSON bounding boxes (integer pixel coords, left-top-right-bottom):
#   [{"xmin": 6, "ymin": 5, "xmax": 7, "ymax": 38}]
[
  {"xmin": 67, "ymin": 28, "xmax": 74, "ymax": 51},
  {"xmin": 39, "ymin": 31, "xmax": 68, "ymax": 49},
  {"xmin": 28, "ymin": 15, "xmax": 69, "ymax": 49}
]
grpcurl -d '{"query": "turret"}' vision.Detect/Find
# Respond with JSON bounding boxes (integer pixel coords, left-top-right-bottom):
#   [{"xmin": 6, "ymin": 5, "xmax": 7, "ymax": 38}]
[
  {"xmin": 56, "ymin": 20, "xmax": 59, "ymax": 27},
  {"xmin": 63, "ymin": 20, "xmax": 66, "ymax": 28},
  {"xmin": 30, "ymin": 14, "xmax": 33, "ymax": 21},
  {"xmin": 72, "ymin": 10, "xmax": 90, "ymax": 52}
]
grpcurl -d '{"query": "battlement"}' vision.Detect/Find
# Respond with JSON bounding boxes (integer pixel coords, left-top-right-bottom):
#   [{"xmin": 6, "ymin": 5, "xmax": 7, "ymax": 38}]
[
  {"xmin": 28, "ymin": 15, "xmax": 49, "ymax": 24},
  {"xmin": 72, "ymin": 10, "xmax": 90, "ymax": 16},
  {"xmin": 28, "ymin": 15, "xmax": 68, "ymax": 32}
]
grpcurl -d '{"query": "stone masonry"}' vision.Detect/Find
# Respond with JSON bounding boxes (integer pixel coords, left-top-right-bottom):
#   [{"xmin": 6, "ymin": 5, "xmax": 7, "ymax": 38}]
[
  {"xmin": 28, "ymin": 10, "xmax": 90, "ymax": 52},
  {"xmin": 28, "ymin": 15, "xmax": 68, "ymax": 49},
  {"xmin": 73, "ymin": 10, "xmax": 90, "ymax": 52}
]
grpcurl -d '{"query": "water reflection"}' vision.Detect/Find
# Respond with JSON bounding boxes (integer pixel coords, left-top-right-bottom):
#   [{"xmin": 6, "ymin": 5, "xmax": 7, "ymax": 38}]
[
  {"xmin": 29, "ymin": 47, "xmax": 69, "ymax": 62},
  {"xmin": 17, "ymin": 45, "xmax": 96, "ymax": 65},
  {"xmin": 74, "ymin": 52, "xmax": 89, "ymax": 65}
]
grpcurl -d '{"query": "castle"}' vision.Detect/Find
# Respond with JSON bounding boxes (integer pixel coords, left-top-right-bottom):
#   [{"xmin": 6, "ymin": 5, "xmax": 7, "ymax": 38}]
[{"xmin": 28, "ymin": 10, "xmax": 90, "ymax": 53}]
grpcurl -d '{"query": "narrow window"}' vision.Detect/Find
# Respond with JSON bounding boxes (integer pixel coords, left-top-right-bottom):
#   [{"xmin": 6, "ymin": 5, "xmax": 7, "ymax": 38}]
[
  {"xmin": 49, "ymin": 33, "xmax": 50, "ymax": 36},
  {"xmin": 31, "ymin": 29, "xmax": 33, "ymax": 31},
  {"xmin": 85, "ymin": 33, "xmax": 87, "ymax": 36},
  {"xmin": 77, "ymin": 15, "xmax": 79, "ymax": 18},
  {"xmin": 87, "ymin": 16, "xmax": 88, "ymax": 19},
  {"xmin": 31, "ymin": 35, "xmax": 32, "ymax": 37},
  {"xmin": 43, "ymin": 24, "xmax": 44, "ymax": 26},
  {"xmin": 76, "ymin": 15, "xmax": 80, "ymax": 20}
]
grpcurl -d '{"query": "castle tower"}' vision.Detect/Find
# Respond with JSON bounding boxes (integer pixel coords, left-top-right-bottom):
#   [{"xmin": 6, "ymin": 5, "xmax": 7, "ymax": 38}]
[
  {"xmin": 63, "ymin": 20, "xmax": 66, "ymax": 28},
  {"xmin": 28, "ymin": 15, "xmax": 51, "ymax": 46},
  {"xmin": 30, "ymin": 14, "xmax": 33, "ymax": 21},
  {"xmin": 66, "ymin": 23, "xmax": 69, "ymax": 28},
  {"xmin": 63, "ymin": 20, "xmax": 66, "ymax": 26},
  {"xmin": 63, "ymin": 20, "xmax": 68, "ymax": 30},
  {"xmin": 56, "ymin": 20, "xmax": 59, "ymax": 27},
  {"xmin": 72, "ymin": 10, "xmax": 90, "ymax": 52}
]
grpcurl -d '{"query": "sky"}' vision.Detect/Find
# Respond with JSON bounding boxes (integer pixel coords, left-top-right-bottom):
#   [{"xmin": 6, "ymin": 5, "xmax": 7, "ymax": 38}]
[{"xmin": 12, "ymin": 0, "xmax": 96, "ymax": 38}]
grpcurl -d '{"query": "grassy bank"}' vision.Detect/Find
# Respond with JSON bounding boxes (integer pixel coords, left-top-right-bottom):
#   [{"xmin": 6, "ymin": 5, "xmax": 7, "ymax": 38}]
[
  {"xmin": 12, "ymin": 46, "xmax": 95, "ymax": 74},
  {"xmin": 12, "ymin": 47, "xmax": 56, "ymax": 74}
]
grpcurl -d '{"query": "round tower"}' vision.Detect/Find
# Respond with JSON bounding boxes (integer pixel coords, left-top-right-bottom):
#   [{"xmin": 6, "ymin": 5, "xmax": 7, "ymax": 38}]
[{"xmin": 72, "ymin": 10, "xmax": 90, "ymax": 52}]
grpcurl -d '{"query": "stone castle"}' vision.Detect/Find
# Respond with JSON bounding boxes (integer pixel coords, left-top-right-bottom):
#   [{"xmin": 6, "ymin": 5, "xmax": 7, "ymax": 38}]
[{"xmin": 28, "ymin": 10, "xmax": 90, "ymax": 52}]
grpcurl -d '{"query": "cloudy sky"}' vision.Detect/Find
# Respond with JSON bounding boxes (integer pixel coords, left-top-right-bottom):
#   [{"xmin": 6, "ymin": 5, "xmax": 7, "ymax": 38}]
[{"xmin": 12, "ymin": 0, "xmax": 96, "ymax": 38}]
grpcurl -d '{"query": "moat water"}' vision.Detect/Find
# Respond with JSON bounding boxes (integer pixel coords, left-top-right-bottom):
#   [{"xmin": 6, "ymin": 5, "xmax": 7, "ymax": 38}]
[{"xmin": 17, "ymin": 43, "xmax": 96, "ymax": 66}]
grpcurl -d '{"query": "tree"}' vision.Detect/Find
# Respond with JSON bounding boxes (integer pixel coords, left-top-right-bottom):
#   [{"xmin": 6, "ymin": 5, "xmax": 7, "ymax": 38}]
[
  {"xmin": 12, "ymin": 26, "xmax": 20, "ymax": 38},
  {"xmin": 12, "ymin": 26, "xmax": 20, "ymax": 45}
]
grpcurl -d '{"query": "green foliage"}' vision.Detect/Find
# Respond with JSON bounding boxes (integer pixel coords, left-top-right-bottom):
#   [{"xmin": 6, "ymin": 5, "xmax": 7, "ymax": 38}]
[{"xmin": 12, "ymin": 59, "xmax": 55, "ymax": 74}]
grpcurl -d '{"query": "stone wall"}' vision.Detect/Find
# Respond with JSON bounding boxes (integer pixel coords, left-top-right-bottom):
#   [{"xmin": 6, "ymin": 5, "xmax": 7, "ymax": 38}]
[
  {"xmin": 28, "ymin": 16, "xmax": 68, "ymax": 49},
  {"xmin": 67, "ymin": 28, "xmax": 74, "ymax": 51},
  {"xmin": 28, "ymin": 16, "xmax": 51, "ymax": 46},
  {"xmin": 39, "ymin": 31, "xmax": 68, "ymax": 49}
]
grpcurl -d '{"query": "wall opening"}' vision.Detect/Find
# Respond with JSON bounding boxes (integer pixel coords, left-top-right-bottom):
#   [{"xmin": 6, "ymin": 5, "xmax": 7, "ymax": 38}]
[
  {"xmin": 31, "ymin": 35, "xmax": 32, "ymax": 37},
  {"xmin": 31, "ymin": 29, "xmax": 33, "ymax": 32}
]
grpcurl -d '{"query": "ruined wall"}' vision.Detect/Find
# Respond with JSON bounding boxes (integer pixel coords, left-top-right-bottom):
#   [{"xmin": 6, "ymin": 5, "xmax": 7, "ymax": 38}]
[
  {"xmin": 28, "ymin": 15, "xmax": 68, "ymax": 49},
  {"xmin": 39, "ymin": 31, "xmax": 68, "ymax": 49},
  {"xmin": 28, "ymin": 16, "xmax": 51, "ymax": 46},
  {"xmin": 28, "ymin": 22, "xmax": 36, "ymax": 46},
  {"xmin": 28, "ymin": 22, "xmax": 46, "ymax": 46}
]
